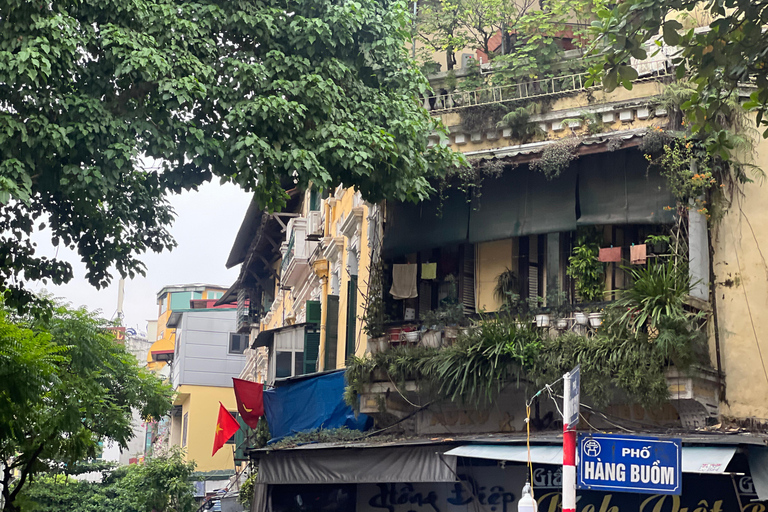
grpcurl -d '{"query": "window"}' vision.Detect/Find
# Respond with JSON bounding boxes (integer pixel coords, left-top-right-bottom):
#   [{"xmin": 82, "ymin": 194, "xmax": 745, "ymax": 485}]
[
  {"xmin": 275, "ymin": 351, "xmax": 292, "ymax": 379},
  {"xmin": 229, "ymin": 333, "xmax": 248, "ymax": 354},
  {"xmin": 208, "ymin": 291, "xmax": 223, "ymax": 300},
  {"xmin": 159, "ymin": 295, "xmax": 168, "ymax": 315},
  {"xmin": 225, "ymin": 411, "xmax": 239, "ymax": 445},
  {"xmin": 182, "ymin": 412, "xmax": 188, "ymax": 447}
]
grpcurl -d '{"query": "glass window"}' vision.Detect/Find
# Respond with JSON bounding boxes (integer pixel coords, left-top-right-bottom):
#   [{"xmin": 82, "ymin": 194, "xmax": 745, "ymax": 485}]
[
  {"xmin": 275, "ymin": 352, "xmax": 292, "ymax": 379},
  {"xmin": 294, "ymin": 352, "xmax": 304, "ymax": 376},
  {"xmin": 208, "ymin": 291, "xmax": 223, "ymax": 300},
  {"xmin": 182, "ymin": 412, "xmax": 188, "ymax": 447},
  {"xmin": 229, "ymin": 333, "xmax": 247, "ymax": 354}
]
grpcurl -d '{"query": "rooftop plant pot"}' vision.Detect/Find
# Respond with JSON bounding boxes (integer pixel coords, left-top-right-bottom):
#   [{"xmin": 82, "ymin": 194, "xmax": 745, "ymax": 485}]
[
  {"xmin": 535, "ymin": 314, "xmax": 551, "ymax": 328},
  {"xmin": 588, "ymin": 312, "xmax": 603, "ymax": 328},
  {"xmin": 556, "ymin": 318, "xmax": 568, "ymax": 329},
  {"xmin": 444, "ymin": 325, "xmax": 459, "ymax": 341},
  {"xmin": 574, "ymin": 311, "xmax": 588, "ymax": 325}
]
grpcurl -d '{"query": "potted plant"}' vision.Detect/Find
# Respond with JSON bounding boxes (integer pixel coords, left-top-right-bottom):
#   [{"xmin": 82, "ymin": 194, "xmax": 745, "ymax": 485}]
[
  {"xmin": 528, "ymin": 296, "xmax": 550, "ymax": 328},
  {"xmin": 546, "ymin": 291, "xmax": 570, "ymax": 329},
  {"xmin": 588, "ymin": 309, "xmax": 604, "ymax": 328},
  {"xmin": 421, "ymin": 302, "xmax": 466, "ymax": 343}
]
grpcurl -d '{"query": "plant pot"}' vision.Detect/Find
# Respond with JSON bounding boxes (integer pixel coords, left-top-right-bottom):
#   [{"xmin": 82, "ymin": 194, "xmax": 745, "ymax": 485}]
[
  {"xmin": 420, "ymin": 330, "xmax": 442, "ymax": 348},
  {"xmin": 403, "ymin": 330, "xmax": 420, "ymax": 343},
  {"xmin": 444, "ymin": 326, "xmax": 459, "ymax": 341},
  {"xmin": 588, "ymin": 312, "xmax": 603, "ymax": 328},
  {"xmin": 574, "ymin": 311, "xmax": 588, "ymax": 325},
  {"xmin": 535, "ymin": 314, "xmax": 551, "ymax": 328},
  {"xmin": 556, "ymin": 318, "xmax": 568, "ymax": 329}
]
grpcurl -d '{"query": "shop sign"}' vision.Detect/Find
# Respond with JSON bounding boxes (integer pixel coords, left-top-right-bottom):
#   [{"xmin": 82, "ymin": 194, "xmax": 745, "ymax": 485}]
[{"xmin": 578, "ymin": 434, "xmax": 681, "ymax": 495}]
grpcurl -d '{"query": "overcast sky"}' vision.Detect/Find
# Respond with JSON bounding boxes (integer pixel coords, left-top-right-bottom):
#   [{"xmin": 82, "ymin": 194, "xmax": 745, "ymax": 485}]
[{"xmin": 30, "ymin": 181, "xmax": 253, "ymax": 334}]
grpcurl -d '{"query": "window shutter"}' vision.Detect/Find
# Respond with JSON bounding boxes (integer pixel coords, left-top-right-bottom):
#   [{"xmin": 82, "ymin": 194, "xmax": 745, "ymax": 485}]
[
  {"xmin": 233, "ymin": 413, "xmax": 249, "ymax": 462},
  {"xmin": 325, "ymin": 295, "xmax": 340, "ymax": 369},
  {"xmin": 306, "ymin": 300, "xmax": 321, "ymax": 324},
  {"xmin": 345, "ymin": 276, "xmax": 358, "ymax": 361},
  {"xmin": 459, "ymin": 245, "xmax": 475, "ymax": 313},
  {"xmin": 303, "ymin": 326, "xmax": 321, "ymax": 374}
]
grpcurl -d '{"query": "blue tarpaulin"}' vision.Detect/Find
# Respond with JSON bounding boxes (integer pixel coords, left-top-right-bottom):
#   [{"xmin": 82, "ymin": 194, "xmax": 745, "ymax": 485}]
[{"xmin": 263, "ymin": 370, "xmax": 370, "ymax": 442}]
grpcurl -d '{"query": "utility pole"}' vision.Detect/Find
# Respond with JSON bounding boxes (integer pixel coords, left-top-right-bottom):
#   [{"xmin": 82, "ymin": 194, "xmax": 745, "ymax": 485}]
[
  {"xmin": 117, "ymin": 278, "xmax": 125, "ymax": 325},
  {"xmin": 562, "ymin": 366, "xmax": 580, "ymax": 512}
]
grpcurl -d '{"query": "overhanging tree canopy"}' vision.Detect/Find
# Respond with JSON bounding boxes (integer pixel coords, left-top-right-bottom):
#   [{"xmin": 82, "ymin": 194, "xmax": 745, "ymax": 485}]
[
  {"xmin": 0, "ymin": 0, "xmax": 460, "ymax": 308},
  {"xmin": 590, "ymin": 0, "xmax": 768, "ymax": 159}
]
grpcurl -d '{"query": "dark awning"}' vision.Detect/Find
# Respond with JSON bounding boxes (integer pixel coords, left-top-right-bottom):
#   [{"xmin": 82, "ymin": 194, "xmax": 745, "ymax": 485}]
[
  {"xmin": 577, "ymin": 150, "xmax": 675, "ymax": 225},
  {"xmin": 382, "ymin": 148, "xmax": 674, "ymax": 257},
  {"xmin": 252, "ymin": 322, "xmax": 316, "ymax": 349},
  {"xmin": 468, "ymin": 166, "xmax": 577, "ymax": 243},
  {"xmin": 382, "ymin": 188, "xmax": 470, "ymax": 257},
  {"xmin": 257, "ymin": 445, "xmax": 457, "ymax": 484}
]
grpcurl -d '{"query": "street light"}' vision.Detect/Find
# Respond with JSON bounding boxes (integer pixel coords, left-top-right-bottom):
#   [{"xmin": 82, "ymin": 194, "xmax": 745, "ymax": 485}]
[{"xmin": 518, "ymin": 482, "xmax": 538, "ymax": 512}]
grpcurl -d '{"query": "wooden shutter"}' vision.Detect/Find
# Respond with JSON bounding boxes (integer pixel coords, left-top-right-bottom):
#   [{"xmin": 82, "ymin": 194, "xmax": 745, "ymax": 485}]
[
  {"xmin": 345, "ymin": 276, "xmax": 358, "ymax": 361},
  {"xmin": 303, "ymin": 326, "xmax": 321, "ymax": 375},
  {"xmin": 325, "ymin": 295, "xmax": 340, "ymax": 370},
  {"xmin": 459, "ymin": 244, "xmax": 475, "ymax": 314},
  {"xmin": 306, "ymin": 300, "xmax": 321, "ymax": 324}
]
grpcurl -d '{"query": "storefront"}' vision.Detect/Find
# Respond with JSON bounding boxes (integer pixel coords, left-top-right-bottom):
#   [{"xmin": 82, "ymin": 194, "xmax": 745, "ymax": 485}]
[{"xmin": 251, "ymin": 436, "xmax": 768, "ymax": 512}]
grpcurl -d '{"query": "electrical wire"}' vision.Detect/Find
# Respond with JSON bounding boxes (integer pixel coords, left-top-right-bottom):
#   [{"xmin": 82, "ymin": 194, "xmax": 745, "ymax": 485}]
[{"xmin": 525, "ymin": 403, "xmax": 534, "ymax": 498}]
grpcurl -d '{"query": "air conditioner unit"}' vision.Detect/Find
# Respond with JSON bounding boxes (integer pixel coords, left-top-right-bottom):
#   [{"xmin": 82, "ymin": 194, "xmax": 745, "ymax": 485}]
[
  {"xmin": 461, "ymin": 53, "xmax": 476, "ymax": 69},
  {"xmin": 307, "ymin": 210, "xmax": 323, "ymax": 236}
]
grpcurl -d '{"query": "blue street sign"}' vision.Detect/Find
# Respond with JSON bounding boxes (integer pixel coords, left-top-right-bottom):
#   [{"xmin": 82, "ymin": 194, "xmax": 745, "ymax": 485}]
[{"xmin": 578, "ymin": 433, "xmax": 682, "ymax": 495}]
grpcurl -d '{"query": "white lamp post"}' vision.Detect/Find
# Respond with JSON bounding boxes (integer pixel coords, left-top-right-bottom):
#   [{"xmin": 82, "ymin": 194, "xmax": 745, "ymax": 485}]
[{"xmin": 518, "ymin": 482, "xmax": 538, "ymax": 512}]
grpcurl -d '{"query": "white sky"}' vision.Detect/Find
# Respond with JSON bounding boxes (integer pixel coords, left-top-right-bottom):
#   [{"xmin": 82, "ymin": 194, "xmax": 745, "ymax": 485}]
[{"xmin": 30, "ymin": 181, "xmax": 253, "ymax": 333}]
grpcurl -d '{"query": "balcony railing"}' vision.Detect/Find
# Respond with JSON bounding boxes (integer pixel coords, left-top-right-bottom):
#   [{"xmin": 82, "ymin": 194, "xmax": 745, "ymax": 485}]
[
  {"xmin": 281, "ymin": 231, "xmax": 295, "ymax": 275},
  {"xmin": 425, "ymin": 61, "xmax": 672, "ymax": 114}
]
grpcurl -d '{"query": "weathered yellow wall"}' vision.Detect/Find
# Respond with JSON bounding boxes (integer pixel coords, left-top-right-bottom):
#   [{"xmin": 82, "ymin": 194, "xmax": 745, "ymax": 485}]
[
  {"xmin": 476, "ymin": 239, "xmax": 515, "ymax": 312},
  {"xmin": 711, "ymin": 132, "xmax": 768, "ymax": 421},
  {"xmin": 437, "ymin": 79, "xmax": 668, "ymax": 154},
  {"xmin": 175, "ymin": 384, "xmax": 239, "ymax": 472}
]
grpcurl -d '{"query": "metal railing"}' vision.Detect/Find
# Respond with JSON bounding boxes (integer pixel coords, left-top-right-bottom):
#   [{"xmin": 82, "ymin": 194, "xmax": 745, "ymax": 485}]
[
  {"xmin": 426, "ymin": 61, "xmax": 672, "ymax": 114},
  {"xmin": 280, "ymin": 231, "xmax": 295, "ymax": 274}
]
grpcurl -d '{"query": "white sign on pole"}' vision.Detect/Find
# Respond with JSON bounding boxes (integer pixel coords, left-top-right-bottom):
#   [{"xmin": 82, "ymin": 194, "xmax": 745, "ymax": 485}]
[{"xmin": 566, "ymin": 365, "xmax": 580, "ymax": 429}]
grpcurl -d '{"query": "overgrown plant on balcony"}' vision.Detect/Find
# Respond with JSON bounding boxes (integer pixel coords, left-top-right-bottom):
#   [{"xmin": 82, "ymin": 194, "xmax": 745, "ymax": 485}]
[
  {"xmin": 567, "ymin": 228, "xmax": 605, "ymax": 303},
  {"xmin": 531, "ymin": 137, "xmax": 581, "ymax": 180}
]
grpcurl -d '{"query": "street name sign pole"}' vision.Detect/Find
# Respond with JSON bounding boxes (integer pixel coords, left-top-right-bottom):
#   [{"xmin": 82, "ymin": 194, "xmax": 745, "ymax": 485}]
[{"xmin": 562, "ymin": 365, "xmax": 580, "ymax": 512}]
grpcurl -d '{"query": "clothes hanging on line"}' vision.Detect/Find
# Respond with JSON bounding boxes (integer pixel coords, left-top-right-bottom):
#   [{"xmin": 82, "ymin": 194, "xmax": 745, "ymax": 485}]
[
  {"xmin": 598, "ymin": 247, "xmax": 622, "ymax": 263},
  {"xmin": 630, "ymin": 244, "xmax": 647, "ymax": 265},
  {"xmin": 390, "ymin": 264, "xmax": 418, "ymax": 299},
  {"xmin": 421, "ymin": 262, "xmax": 437, "ymax": 280}
]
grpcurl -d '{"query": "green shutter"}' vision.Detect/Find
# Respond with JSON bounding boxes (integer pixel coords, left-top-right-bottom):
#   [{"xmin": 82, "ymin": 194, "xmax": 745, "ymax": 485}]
[
  {"xmin": 234, "ymin": 414, "xmax": 249, "ymax": 462},
  {"xmin": 345, "ymin": 276, "xmax": 358, "ymax": 362},
  {"xmin": 306, "ymin": 300, "xmax": 321, "ymax": 324},
  {"xmin": 325, "ymin": 295, "xmax": 340, "ymax": 369},
  {"xmin": 303, "ymin": 326, "xmax": 321, "ymax": 375}
]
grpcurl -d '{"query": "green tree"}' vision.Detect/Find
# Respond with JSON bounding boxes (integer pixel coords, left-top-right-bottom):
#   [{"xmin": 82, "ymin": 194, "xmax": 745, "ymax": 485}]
[
  {"xmin": 0, "ymin": 303, "xmax": 173, "ymax": 512},
  {"xmin": 590, "ymin": 0, "xmax": 768, "ymax": 162},
  {"xmin": 0, "ymin": 0, "xmax": 462, "ymax": 310},
  {"xmin": 18, "ymin": 449, "xmax": 196, "ymax": 512}
]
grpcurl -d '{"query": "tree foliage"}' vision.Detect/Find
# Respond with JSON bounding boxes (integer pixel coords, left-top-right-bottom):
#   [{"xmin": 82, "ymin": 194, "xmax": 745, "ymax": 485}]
[
  {"xmin": 0, "ymin": 302, "xmax": 173, "ymax": 511},
  {"xmin": 0, "ymin": 0, "xmax": 461, "ymax": 309},
  {"xmin": 18, "ymin": 449, "xmax": 196, "ymax": 512},
  {"xmin": 590, "ymin": 0, "xmax": 768, "ymax": 162}
]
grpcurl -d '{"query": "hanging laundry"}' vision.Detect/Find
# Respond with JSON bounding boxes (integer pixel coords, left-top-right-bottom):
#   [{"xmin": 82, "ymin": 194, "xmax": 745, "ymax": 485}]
[
  {"xmin": 598, "ymin": 247, "xmax": 622, "ymax": 263},
  {"xmin": 421, "ymin": 262, "xmax": 437, "ymax": 280},
  {"xmin": 630, "ymin": 244, "xmax": 647, "ymax": 265},
  {"xmin": 390, "ymin": 264, "xmax": 418, "ymax": 299}
]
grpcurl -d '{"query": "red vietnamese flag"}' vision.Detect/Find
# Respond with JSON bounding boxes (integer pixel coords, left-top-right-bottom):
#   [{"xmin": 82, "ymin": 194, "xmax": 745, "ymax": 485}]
[
  {"xmin": 212, "ymin": 402, "xmax": 241, "ymax": 457},
  {"xmin": 232, "ymin": 378, "xmax": 264, "ymax": 429}
]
